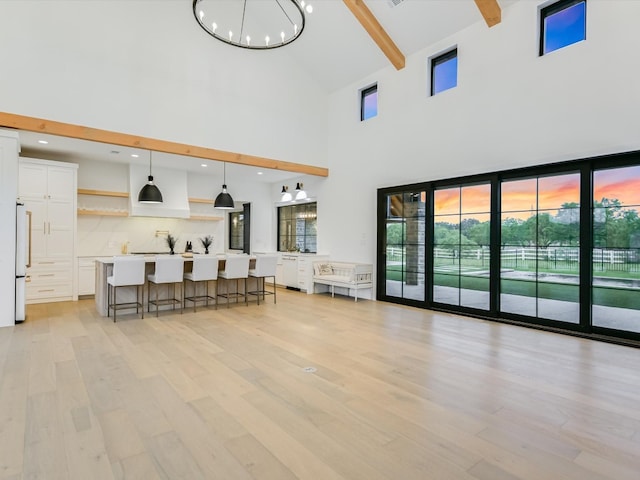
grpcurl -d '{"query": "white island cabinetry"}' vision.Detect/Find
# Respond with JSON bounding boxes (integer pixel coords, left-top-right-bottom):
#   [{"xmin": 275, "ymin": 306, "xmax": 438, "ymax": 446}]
[{"xmin": 19, "ymin": 158, "xmax": 78, "ymax": 303}]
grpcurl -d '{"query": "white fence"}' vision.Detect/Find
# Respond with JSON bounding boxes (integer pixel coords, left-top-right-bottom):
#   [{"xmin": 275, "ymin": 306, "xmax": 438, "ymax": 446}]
[{"xmin": 387, "ymin": 246, "xmax": 640, "ymax": 272}]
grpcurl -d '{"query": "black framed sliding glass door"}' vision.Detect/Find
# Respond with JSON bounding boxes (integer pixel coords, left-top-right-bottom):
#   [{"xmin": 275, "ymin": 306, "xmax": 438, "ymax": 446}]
[
  {"xmin": 499, "ymin": 173, "xmax": 581, "ymax": 324},
  {"xmin": 592, "ymin": 165, "xmax": 640, "ymax": 334},
  {"xmin": 376, "ymin": 151, "xmax": 640, "ymax": 344},
  {"xmin": 377, "ymin": 190, "xmax": 426, "ymax": 304},
  {"xmin": 432, "ymin": 183, "xmax": 491, "ymax": 311}
]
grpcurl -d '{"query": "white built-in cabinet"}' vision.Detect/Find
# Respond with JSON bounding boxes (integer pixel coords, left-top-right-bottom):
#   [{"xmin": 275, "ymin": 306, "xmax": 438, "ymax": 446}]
[
  {"xmin": 18, "ymin": 158, "xmax": 78, "ymax": 303},
  {"xmin": 279, "ymin": 253, "xmax": 328, "ymax": 293}
]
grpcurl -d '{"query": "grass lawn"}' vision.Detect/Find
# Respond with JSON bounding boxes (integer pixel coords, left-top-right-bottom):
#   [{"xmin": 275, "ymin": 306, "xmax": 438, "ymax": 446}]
[{"xmin": 387, "ymin": 269, "xmax": 639, "ymax": 308}]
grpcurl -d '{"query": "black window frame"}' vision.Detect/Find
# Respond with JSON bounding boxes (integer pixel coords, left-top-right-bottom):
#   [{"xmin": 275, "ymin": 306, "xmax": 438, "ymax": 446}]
[
  {"xmin": 360, "ymin": 84, "xmax": 378, "ymax": 121},
  {"xmin": 228, "ymin": 210, "xmax": 244, "ymax": 251},
  {"xmin": 430, "ymin": 48, "xmax": 457, "ymax": 97},
  {"xmin": 277, "ymin": 202, "xmax": 317, "ymax": 253},
  {"xmin": 377, "ymin": 150, "xmax": 640, "ymax": 347},
  {"xmin": 539, "ymin": 0, "xmax": 587, "ymax": 56}
]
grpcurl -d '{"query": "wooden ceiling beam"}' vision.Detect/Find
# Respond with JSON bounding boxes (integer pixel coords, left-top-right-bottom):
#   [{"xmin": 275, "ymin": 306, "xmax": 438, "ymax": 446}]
[
  {"xmin": 474, "ymin": 0, "xmax": 502, "ymax": 27},
  {"xmin": 0, "ymin": 111, "xmax": 329, "ymax": 177},
  {"xmin": 343, "ymin": 0, "xmax": 405, "ymax": 70}
]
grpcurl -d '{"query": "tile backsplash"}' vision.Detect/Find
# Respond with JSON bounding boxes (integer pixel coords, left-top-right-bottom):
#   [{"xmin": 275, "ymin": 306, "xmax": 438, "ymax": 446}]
[{"xmin": 77, "ymin": 215, "xmax": 224, "ymax": 257}]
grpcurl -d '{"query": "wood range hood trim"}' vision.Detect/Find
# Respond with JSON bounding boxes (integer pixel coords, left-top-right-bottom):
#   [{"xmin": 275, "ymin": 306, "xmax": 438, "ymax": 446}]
[{"xmin": 0, "ymin": 112, "xmax": 329, "ymax": 177}]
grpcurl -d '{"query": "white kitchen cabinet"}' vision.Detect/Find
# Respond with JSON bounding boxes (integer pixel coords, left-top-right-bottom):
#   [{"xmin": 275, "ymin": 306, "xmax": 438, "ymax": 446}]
[
  {"xmin": 78, "ymin": 257, "xmax": 97, "ymax": 296},
  {"xmin": 19, "ymin": 158, "xmax": 78, "ymax": 303},
  {"xmin": 281, "ymin": 254, "xmax": 298, "ymax": 289}
]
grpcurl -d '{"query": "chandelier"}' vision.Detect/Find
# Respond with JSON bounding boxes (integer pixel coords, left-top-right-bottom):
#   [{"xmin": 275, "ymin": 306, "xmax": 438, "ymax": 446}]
[{"xmin": 193, "ymin": 0, "xmax": 312, "ymax": 50}]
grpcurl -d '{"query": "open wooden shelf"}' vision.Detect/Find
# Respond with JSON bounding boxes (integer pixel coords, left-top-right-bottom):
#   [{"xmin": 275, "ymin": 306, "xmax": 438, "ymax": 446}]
[
  {"xmin": 188, "ymin": 197, "xmax": 213, "ymax": 204},
  {"xmin": 78, "ymin": 189, "xmax": 129, "ymax": 198},
  {"xmin": 78, "ymin": 209, "xmax": 128, "ymax": 217}
]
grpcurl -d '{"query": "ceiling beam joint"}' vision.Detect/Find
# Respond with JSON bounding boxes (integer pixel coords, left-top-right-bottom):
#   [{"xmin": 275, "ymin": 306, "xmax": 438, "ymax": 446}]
[{"xmin": 343, "ymin": 0, "xmax": 405, "ymax": 70}]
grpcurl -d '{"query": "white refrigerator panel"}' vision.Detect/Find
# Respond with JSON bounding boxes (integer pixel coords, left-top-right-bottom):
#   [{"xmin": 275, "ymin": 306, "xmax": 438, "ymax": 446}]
[
  {"xmin": 15, "ymin": 277, "xmax": 25, "ymax": 323},
  {"xmin": 16, "ymin": 204, "xmax": 28, "ymax": 277}
]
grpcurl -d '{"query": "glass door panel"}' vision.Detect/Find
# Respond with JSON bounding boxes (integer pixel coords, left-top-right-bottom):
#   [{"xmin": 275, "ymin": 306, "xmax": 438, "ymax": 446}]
[
  {"xmin": 500, "ymin": 173, "xmax": 580, "ymax": 323},
  {"xmin": 433, "ymin": 184, "xmax": 491, "ymax": 310},
  {"xmin": 380, "ymin": 191, "xmax": 426, "ymax": 302},
  {"xmin": 592, "ymin": 166, "xmax": 640, "ymax": 333}
]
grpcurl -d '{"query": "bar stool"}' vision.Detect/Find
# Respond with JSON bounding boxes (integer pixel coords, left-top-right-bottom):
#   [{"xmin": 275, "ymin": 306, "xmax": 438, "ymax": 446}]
[
  {"xmin": 217, "ymin": 255, "xmax": 250, "ymax": 307},
  {"xmin": 107, "ymin": 255, "xmax": 146, "ymax": 323},
  {"xmin": 183, "ymin": 255, "xmax": 219, "ymax": 312},
  {"xmin": 147, "ymin": 255, "xmax": 184, "ymax": 317},
  {"xmin": 248, "ymin": 255, "xmax": 278, "ymax": 305}
]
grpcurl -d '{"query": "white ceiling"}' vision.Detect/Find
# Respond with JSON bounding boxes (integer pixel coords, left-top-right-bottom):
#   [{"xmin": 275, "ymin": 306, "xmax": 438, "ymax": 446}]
[{"xmin": 16, "ymin": 0, "xmax": 522, "ymax": 181}]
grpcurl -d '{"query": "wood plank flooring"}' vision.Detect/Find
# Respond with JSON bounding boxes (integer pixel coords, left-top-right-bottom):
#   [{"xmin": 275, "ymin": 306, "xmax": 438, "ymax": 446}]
[{"xmin": 1, "ymin": 290, "xmax": 639, "ymax": 479}]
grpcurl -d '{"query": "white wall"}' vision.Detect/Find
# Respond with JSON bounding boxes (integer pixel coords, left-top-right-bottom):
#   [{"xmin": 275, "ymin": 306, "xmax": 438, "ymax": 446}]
[
  {"xmin": 0, "ymin": 0, "xmax": 328, "ymax": 169},
  {"xmin": 322, "ymin": 0, "xmax": 640, "ymax": 277}
]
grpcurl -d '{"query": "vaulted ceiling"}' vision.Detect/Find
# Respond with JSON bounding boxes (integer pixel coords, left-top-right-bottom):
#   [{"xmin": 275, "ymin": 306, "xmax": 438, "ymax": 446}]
[
  {"xmin": 11, "ymin": 0, "xmax": 524, "ymax": 178},
  {"xmin": 282, "ymin": 0, "xmax": 520, "ymax": 92}
]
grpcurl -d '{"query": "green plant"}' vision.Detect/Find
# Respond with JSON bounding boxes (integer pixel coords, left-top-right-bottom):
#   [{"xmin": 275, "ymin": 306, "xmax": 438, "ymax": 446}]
[
  {"xmin": 166, "ymin": 234, "xmax": 177, "ymax": 253},
  {"xmin": 200, "ymin": 235, "xmax": 213, "ymax": 253}
]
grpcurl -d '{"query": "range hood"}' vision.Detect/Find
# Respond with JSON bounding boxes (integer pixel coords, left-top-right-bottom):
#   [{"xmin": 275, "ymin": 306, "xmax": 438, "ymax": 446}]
[{"xmin": 129, "ymin": 164, "xmax": 190, "ymax": 218}]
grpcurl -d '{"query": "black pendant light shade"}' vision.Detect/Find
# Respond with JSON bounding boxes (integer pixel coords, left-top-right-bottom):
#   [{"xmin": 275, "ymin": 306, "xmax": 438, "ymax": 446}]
[
  {"xmin": 214, "ymin": 162, "xmax": 234, "ymax": 209},
  {"xmin": 138, "ymin": 152, "xmax": 163, "ymax": 203}
]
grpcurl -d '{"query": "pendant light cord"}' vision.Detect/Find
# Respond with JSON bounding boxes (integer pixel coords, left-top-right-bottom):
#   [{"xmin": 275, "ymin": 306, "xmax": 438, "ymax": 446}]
[
  {"xmin": 275, "ymin": 0, "xmax": 295, "ymax": 26},
  {"xmin": 240, "ymin": 0, "xmax": 247, "ymax": 42}
]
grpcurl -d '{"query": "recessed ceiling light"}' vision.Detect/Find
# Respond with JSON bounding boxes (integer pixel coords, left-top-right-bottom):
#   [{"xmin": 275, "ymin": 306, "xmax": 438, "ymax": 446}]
[
  {"xmin": 37, "ymin": 140, "xmax": 48, "ymax": 144},
  {"xmin": 131, "ymin": 154, "xmax": 139, "ymax": 158},
  {"xmin": 257, "ymin": 171, "xmax": 263, "ymax": 175},
  {"xmin": 201, "ymin": 164, "xmax": 207, "ymax": 167}
]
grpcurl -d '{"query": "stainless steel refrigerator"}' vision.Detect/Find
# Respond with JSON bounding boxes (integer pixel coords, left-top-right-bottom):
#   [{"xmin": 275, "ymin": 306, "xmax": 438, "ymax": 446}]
[{"xmin": 15, "ymin": 203, "xmax": 30, "ymax": 323}]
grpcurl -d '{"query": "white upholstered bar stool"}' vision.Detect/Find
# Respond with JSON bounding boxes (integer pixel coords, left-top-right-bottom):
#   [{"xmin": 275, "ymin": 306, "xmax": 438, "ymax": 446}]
[
  {"xmin": 183, "ymin": 255, "xmax": 219, "ymax": 312},
  {"xmin": 107, "ymin": 255, "xmax": 146, "ymax": 323},
  {"xmin": 147, "ymin": 255, "xmax": 184, "ymax": 317},
  {"xmin": 248, "ymin": 255, "xmax": 278, "ymax": 305},
  {"xmin": 217, "ymin": 255, "xmax": 250, "ymax": 308}
]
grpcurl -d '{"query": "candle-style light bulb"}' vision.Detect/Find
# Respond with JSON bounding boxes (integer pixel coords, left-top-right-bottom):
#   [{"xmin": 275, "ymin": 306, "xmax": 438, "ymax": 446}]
[{"xmin": 265, "ymin": 35, "xmax": 270, "ymax": 46}]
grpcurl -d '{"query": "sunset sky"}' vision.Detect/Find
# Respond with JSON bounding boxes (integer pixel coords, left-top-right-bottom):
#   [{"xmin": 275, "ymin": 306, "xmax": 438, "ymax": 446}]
[
  {"xmin": 434, "ymin": 184, "xmax": 491, "ymax": 215},
  {"xmin": 407, "ymin": 167, "xmax": 639, "ymax": 223},
  {"xmin": 594, "ymin": 166, "xmax": 640, "ymax": 206}
]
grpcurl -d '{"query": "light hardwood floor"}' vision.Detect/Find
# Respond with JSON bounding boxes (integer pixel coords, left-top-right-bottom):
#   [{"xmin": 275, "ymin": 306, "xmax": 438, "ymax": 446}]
[{"xmin": 1, "ymin": 289, "xmax": 639, "ymax": 479}]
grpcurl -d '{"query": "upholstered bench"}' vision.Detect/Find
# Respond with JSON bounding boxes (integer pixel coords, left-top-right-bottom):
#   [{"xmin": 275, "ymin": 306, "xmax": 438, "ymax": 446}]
[{"xmin": 312, "ymin": 261, "xmax": 373, "ymax": 302}]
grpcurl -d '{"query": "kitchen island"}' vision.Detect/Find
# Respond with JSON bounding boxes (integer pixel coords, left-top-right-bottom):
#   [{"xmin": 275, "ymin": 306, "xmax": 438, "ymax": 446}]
[{"xmin": 94, "ymin": 255, "xmax": 257, "ymax": 316}]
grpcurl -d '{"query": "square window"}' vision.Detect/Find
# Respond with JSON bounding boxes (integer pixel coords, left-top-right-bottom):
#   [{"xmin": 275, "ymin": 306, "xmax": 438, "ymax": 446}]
[
  {"xmin": 540, "ymin": 0, "xmax": 586, "ymax": 56},
  {"xmin": 360, "ymin": 84, "xmax": 378, "ymax": 121},
  {"xmin": 431, "ymin": 48, "xmax": 457, "ymax": 96}
]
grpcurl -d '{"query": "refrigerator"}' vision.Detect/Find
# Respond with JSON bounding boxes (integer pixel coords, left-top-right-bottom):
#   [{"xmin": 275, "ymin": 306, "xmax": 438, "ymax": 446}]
[{"xmin": 15, "ymin": 203, "xmax": 30, "ymax": 323}]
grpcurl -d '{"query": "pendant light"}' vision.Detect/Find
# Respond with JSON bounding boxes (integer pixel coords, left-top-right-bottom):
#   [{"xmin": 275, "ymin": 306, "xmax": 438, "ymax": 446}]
[
  {"xmin": 138, "ymin": 151, "xmax": 163, "ymax": 203},
  {"xmin": 214, "ymin": 162, "xmax": 234, "ymax": 209}
]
